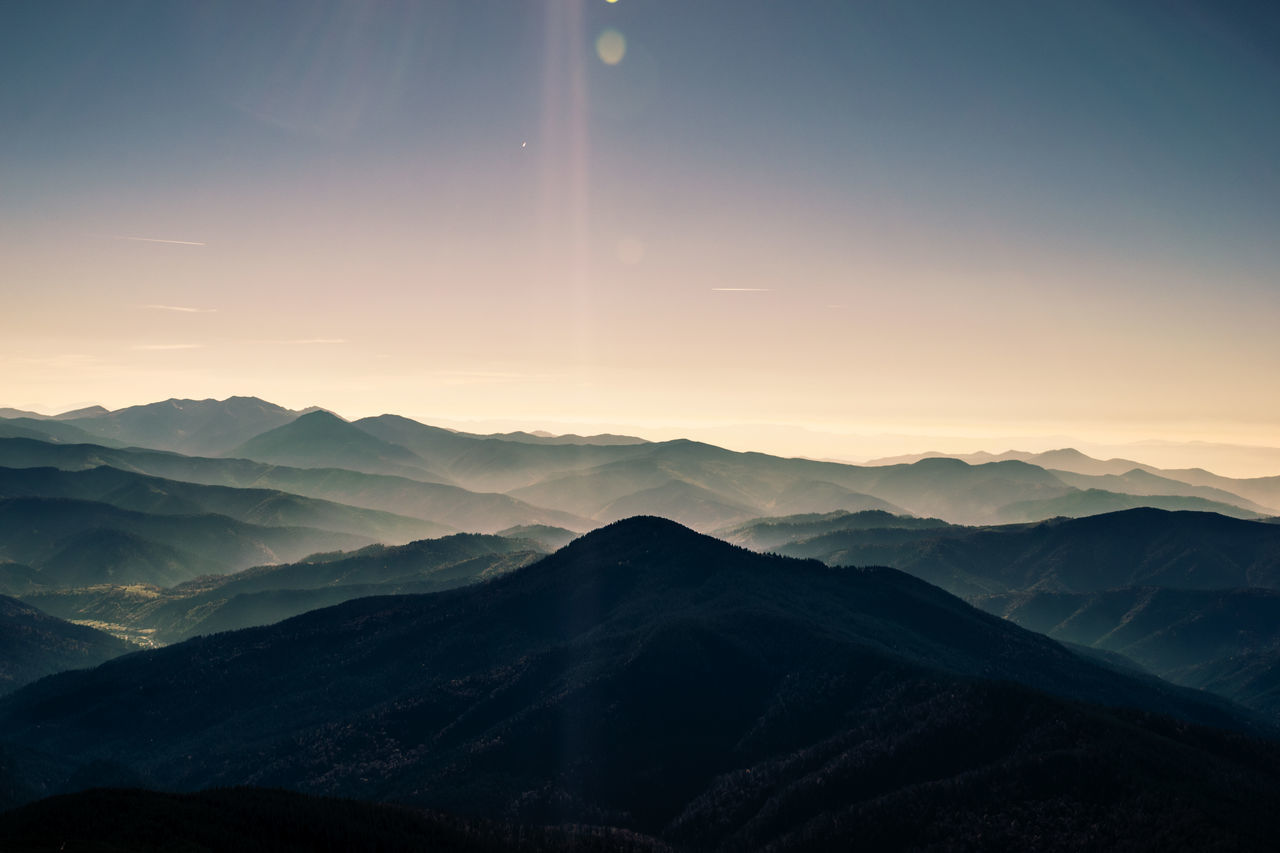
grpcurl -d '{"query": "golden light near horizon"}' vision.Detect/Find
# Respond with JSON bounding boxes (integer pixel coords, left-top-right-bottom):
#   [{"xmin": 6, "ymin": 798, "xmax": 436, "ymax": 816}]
[{"xmin": 596, "ymin": 29, "xmax": 626, "ymax": 65}]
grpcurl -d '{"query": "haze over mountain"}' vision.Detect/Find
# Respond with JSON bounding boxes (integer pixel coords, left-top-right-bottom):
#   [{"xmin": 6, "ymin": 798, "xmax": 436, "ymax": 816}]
[{"xmin": 26, "ymin": 532, "xmax": 546, "ymax": 645}]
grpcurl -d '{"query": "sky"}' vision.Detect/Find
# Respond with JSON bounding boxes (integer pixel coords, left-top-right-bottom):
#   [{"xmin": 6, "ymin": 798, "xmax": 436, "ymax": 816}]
[{"xmin": 3, "ymin": 0, "xmax": 1279, "ymax": 467}]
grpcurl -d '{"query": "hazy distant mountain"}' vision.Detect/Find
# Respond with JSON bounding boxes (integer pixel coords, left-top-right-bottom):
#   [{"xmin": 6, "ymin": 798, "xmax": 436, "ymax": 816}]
[
  {"xmin": 999, "ymin": 488, "xmax": 1264, "ymax": 521},
  {"xmin": 0, "ymin": 438, "xmax": 590, "ymax": 534},
  {"xmin": 0, "ymin": 409, "xmax": 46, "ymax": 420},
  {"xmin": 0, "ymin": 595, "xmax": 130, "ymax": 695},
  {"xmin": 354, "ymin": 414, "xmax": 656, "ymax": 492},
  {"xmin": 978, "ymin": 586, "xmax": 1280, "ymax": 722},
  {"xmin": 1049, "ymin": 467, "xmax": 1276, "ymax": 514},
  {"xmin": 482, "ymin": 429, "xmax": 649, "ymax": 446},
  {"xmin": 772, "ymin": 508, "xmax": 1280, "ymax": 598},
  {"xmin": 0, "ymin": 465, "xmax": 449, "ymax": 544},
  {"xmin": 494, "ymin": 524, "xmax": 579, "ymax": 551},
  {"xmin": 58, "ymin": 396, "xmax": 309, "ymax": 456},
  {"xmin": 716, "ymin": 509, "xmax": 951, "ymax": 552},
  {"xmin": 29, "ymin": 533, "xmax": 544, "ymax": 644},
  {"xmin": 51, "ymin": 405, "xmax": 111, "ymax": 420},
  {"xmin": 0, "ymin": 497, "xmax": 371, "ymax": 587},
  {"xmin": 863, "ymin": 448, "xmax": 1280, "ymax": 514},
  {"xmin": 864, "ymin": 447, "xmax": 1153, "ymax": 476},
  {"xmin": 1155, "ymin": 468, "xmax": 1280, "ymax": 515},
  {"xmin": 0, "ymin": 518, "xmax": 1273, "ymax": 847},
  {"xmin": 230, "ymin": 410, "xmax": 442, "ymax": 481},
  {"xmin": 0, "ymin": 417, "xmax": 127, "ymax": 447}
]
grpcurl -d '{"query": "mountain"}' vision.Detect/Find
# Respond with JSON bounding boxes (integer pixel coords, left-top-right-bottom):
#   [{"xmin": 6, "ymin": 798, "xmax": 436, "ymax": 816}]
[
  {"xmin": 354, "ymin": 414, "xmax": 656, "ymax": 492},
  {"xmin": 716, "ymin": 509, "xmax": 951, "ymax": 552},
  {"xmin": 0, "ymin": 497, "xmax": 371, "ymax": 588},
  {"xmin": 482, "ymin": 429, "xmax": 649, "ymax": 446},
  {"xmin": 0, "ymin": 408, "xmax": 47, "ymax": 420},
  {"xmin": 864, "ymin": 448, "xmax": 1153, "ymax": 476},
  {"xmin": 863, "ymin": 448, "xmax": 1280, "ymax": 514},
  {"xmin": 770, "ymin": 508, "xmax": 1280, "ymax": 598},
  {"xmin": 1048, "ymin": 467, "xmax": 1275, "ymax": 514},
  {"xmin": 0, "ymin": 787, "xmax": 671, "ymax": 852},
  {"xmin": 27, "ymin": 533, "xmax": 545, "ymax": 644},
  {"xmin": 998, "ymin": 488, "xmax": 1264, "ymax": 521},
  {"xmin": 0, "ymin": 417, "xmax": 126, "ymax": 447},
  {"xmin": 978, "ymin": 586, "xmax": 1280, "ymax": 722},
  {"xmin": 494, "ymin": 524, "xmax": 580, "ymax": 551},
  {"xmin": 0, "ymin": 438, "xmax": 591, "ymax": 534},
  {"xmin": 58, "ymin": 397, "xmax": 308, "ymax": 456},
  {"xmin": 0, "ymin": 595, "xmax": 131, "ymax": 695},
  {"xmin": 230, "ymin": 410, "xmax": 442, "ymax": 481},
  {"xmin": 0, "ymin": 464, "xmax": 448, "ymax": 544},
  {"xmin": 2, "ymin": 517, "xmax": 1275, "ymax": 849}
]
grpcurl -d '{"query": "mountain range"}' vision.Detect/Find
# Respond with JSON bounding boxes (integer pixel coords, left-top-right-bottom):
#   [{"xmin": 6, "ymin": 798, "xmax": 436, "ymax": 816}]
[
  {"xmin": 5, "ymin": 397, "xmax": 1280, "ymax": 847},
  {"xmin": 3, "ymin": 518, "xmax": 1279, "ymax": 850}
]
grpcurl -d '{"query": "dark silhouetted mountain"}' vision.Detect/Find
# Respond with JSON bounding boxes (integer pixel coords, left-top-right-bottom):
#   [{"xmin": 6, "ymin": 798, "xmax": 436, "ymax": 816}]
[
  {"xmin": 0, "ymin": 596, "xmax": 130, "ymax": 695},
  {"xmin": 717, "ymin": 510, "xmax": 951, "ymax": 552},
  {"xmin": 0, "ymin": 787, "xmax": 672, "ymax": 852},
  {"xmin": 978, "ymin": 586, "xmax": 1280, "ymax": 723},
  {"xmin": 2, "ymin": 517, "xmax": 1274, "ymax": 849},
  {"xmin": 230, "ymin": 410, "xmax": 441, "ymax": 481},
  {"xmin": 0, "ymin": 497, "xmax": 370, "ymax": 587},
  {"xmin": 26, "ymin": 533, "xmax": 545, "ymax": 644},
  {"xmin": 58, "ymin": 397, "xmax": 308, "ymax": 456},
  {"xmin": 0, "ymin": 438, "xmax": 590, "ymax": 534},
  {"xmin": 773, "ymin": 508, "xmax": 1280, "ymax": 599},
  {"xmin": 0, "ymin": 465, "xmax": 448, "ymax": 543}
]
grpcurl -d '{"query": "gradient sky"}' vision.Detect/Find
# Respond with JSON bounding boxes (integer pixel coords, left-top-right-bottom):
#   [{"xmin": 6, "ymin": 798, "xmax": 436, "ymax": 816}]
[{"xmin": 3, "ymin": 1, "xmax": 1278, "ymax": 463}]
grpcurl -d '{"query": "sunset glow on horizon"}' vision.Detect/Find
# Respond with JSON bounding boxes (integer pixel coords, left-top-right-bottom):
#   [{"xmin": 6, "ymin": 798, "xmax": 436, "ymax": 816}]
[{"xmin": 3, "ymin": 1, "xmax": 1278, "ymax": 471}]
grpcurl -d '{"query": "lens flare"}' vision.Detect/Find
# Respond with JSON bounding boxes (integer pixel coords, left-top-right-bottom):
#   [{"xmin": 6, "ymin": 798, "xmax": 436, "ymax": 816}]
[{"xmin": 596, "ymin": 29, "xmax": 626, "ymax": 65}]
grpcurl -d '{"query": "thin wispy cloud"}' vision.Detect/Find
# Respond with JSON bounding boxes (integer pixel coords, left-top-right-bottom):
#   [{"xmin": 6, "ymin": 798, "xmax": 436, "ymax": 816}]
[
  {"xmin": 711, "ymin": 287, "xmax": 771, "ymax": 292},
  {"xmin": 131, "ymin": 343, "xmax": 204, "ymax": 351},
  {"xmin": 110, "ymin": 235, "xmax": 207, "ymax": 246},
  {"xmin": 141, "ymin": 304, "xmax": 218, "ymax": 313}
]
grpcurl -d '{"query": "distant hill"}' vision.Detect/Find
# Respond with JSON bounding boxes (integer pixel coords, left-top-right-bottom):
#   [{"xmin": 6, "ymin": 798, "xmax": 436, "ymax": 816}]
[
  {"xmin": 0, "ymin": 438, "xmax": 591, "ymax": 534},
  {"xmin": 230, "ymin": 410, "xmax": 442, "ymax": 481},
  {"xmin": 28, "ymin": 533, "xmax": 545, "ymax": 644},
  {"xmin": 0, "ymin": 465, "xmax": 449, "ymax": 544},
  {"xmin": 0, "ymin": 417, "xmax": 127, "ymax": 447},
  {"xmin": 717, "ymin": 509, "xmax": 951, "ymax": 552},
  {"xmin": 0, "ymin": 595, "xmax": 130, "ymax": 695},
  {"xmin": 495, "ymin": 524, "xmax": 579, "ymax": 551},
  {"xmin": 771, "ymin": 508, "xmax": 1280, "ymax": 598},
  {"xmin": 57, "ymin": 396, "xmax": 308, "ymax": 456},
  {"xmin": 0, "ymin": 497, "xmax": 371, "ymax": 588},
  {"xmin": 1, "ymin": 517, "xmax": 1273, "ymax": 850}
]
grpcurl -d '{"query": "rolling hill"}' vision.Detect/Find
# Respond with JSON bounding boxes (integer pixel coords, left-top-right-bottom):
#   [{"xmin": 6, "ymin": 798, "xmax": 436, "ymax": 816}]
[{"xmin": 1, "ymin": 518, "xmax": 1275, "ymax": 850}]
